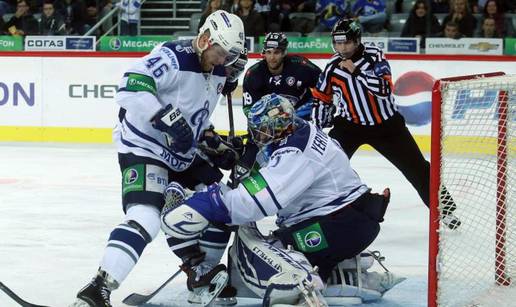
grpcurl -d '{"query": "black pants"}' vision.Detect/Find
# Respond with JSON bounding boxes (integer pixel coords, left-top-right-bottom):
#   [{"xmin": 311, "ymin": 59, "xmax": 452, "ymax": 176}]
[
  {"xmin": 329, "ymin": 113, "xmax": 431, "ymax": 207},
  {"xmin": 275, "ymin": 192, "xmax": 388, "ymax": 280}
]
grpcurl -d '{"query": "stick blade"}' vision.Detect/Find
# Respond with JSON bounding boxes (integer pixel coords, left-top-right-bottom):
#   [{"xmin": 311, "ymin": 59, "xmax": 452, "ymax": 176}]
[{"xmin": 122, "ymin": 293, "xmax": 151, "ymax": 306}]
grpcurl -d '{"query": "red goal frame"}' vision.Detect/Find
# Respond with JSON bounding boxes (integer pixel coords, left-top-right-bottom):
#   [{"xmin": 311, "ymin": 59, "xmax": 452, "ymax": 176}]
[{"xmin": 428, "ymin": 71, "xmax": 510, "ymax": 307}]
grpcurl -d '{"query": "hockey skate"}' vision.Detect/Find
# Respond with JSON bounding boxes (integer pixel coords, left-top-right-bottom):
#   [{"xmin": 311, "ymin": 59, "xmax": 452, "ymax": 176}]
[
  {"xmin": 270, "ymin": 276, "xmax": 328, "ymax": 307},
  {"xmin": 70, "ymin": 270, "xmax": 118, "ymax": 307},
  {"xmin": 441, "ymin": 191, "xmax": 461, "ymax": 230},
  {"xmin": 323, "ymin": 251, "xmax": 406, "ymax": 304},
  {"xmin": 182, "ymin": 262, "xmax": 229, "ymax": 306}
]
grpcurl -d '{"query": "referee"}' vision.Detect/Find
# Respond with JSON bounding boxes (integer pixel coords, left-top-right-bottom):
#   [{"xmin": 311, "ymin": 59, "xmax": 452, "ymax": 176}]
[{"xmin": 311, "ymin": 18, "xmax": 460, "ymax": 229}]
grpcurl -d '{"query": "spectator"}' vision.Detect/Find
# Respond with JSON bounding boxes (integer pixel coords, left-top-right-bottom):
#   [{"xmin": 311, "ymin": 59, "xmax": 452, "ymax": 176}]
[
  {"xmin": 481, "ymin": 0, "xmax": 513, "ymax": 37},
  {"xmin": 117, "ymin": 0, "xmax": 142, "ymax": 35},
  {"xmin": 315, "ymin": 0, "xmax": 351, "ymax": 31},
  {"xmin": 351, "ymin": 0, "xmax": 387, "ymax": 33},
  {"xmin": 198, "ymin": 0, "xmax": 223, "ymax": 32},
  {"xmin": 442, "ymin": 20, "xmax": 463, "ymax": 38},
  {"xmin": 4, "ymin": 0, "xmax": 38, "ymax": 35},
  {"xmin": 39, "ymin": 0, "xmax": 65, "ymax": 34},
  {"xmin": 236, "ymin": 0, "xmax": 265, "ymax": 38},
  {"xmin": 83, "ymin": 0, "xmax": 98, "ymax": 35},
  {"xmin": 54, "ymin": 0, "xmax": 87, "ymax": 34},
  {"xmin": 99, "ymin": 0, "xmax": 114, "ymax": 34},
  {"xmin": 477, "ymin": 16, "xmax": 501, "ymax": 37},
  {"xmin": 441, "ymin": 0, "xmax": 477, "ymax": 37},
  {"xmin": 401, "ymin": 0, "xmax": 441, "ymax": 47}
]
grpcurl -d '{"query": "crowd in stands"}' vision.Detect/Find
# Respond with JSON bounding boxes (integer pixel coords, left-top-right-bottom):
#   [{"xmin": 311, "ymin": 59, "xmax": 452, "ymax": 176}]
[
  {"xmin": 0, "ymin": 0, "xmax": 514, "ymax": 41},
  {"xmin": 195, "ymin": 0, "xmax": 514, "ymax": 40},
  {"xmin": 0, "ymin": 0, "xmax": 116, "ymax": 35}
]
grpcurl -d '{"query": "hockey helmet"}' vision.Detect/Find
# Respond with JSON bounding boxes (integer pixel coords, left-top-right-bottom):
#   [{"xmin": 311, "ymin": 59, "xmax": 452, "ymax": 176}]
[
  {"xmin": 199, "ymin": 10, "xmax": 245, "ymax": 66},
  {"xmin": 262, "ymin": 32, "xmax": 288, "ymax": 54},
  {"xmin": 331, "ymin": 18, "xmax": 361, "ymax": 44},
  {"xmin": 248, "ymin": 94, "xmax": 296, "ymax": 146}
]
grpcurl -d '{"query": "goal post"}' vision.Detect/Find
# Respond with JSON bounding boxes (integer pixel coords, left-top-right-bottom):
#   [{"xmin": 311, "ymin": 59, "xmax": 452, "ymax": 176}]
[{"xmin": 429, "ymin": 72, "xmax": 516, "ymax": 307}]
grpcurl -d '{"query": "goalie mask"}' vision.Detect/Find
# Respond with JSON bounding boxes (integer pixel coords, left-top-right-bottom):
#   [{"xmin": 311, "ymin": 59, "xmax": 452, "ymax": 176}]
[
  {"xmin": 248, "ymin": 94, "xmax": 295, "ymax": 147},
  {"xmin": 198, "ymin": 10, "xmax": 245, "ymax": 66}
]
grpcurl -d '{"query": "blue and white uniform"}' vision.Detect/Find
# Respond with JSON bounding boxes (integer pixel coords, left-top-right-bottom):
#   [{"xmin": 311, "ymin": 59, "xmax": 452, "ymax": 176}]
[
  {"xmin": 194, "ymin": 121, "xmax": 369, "ymax": 227},
  {"xmin": 114, "ymin": 40, "xmax": 226, "ymax": 172}
]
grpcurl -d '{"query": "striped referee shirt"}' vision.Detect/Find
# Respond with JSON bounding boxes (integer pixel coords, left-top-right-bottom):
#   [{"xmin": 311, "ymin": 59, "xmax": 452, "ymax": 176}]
[{"xmin": 312, "ymin": 44, "xmax": 397, "ymax": 126}]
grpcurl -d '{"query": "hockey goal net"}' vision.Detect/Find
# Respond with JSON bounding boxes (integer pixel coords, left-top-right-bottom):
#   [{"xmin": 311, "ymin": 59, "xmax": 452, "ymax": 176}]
[{"xmin": 429, "ymin": 72, "xmax": 516, "ymax": 307}]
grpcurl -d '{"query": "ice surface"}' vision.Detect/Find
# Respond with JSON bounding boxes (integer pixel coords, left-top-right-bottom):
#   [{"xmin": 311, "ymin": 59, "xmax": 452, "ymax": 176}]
[{"xmin": 0, "ymin": 143, "xmax": 429, "ymax": 307}]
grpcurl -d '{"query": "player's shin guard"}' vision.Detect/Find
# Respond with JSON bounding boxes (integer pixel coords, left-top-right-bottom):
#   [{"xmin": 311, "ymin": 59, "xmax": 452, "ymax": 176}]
[{"xmin": 99, "ymin": 205, "xmax": 160, "ymax": 284}]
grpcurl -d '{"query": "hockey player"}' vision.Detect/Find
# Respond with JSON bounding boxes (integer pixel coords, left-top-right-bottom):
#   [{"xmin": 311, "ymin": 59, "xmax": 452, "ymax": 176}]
[
  {"xmin": 71, "ymin": 10, "xmax": 245, "ymax": 307},
  {"xmin": 243, "ymin": 32, "xmax": 322, "ymax": 119},
  {"xmin": 311, "ymin": 18, "xmax": 460, "ymax": 229},
  {"xmin": 161, "ymin": 94, "xmax": 405, "ymax": 306}
]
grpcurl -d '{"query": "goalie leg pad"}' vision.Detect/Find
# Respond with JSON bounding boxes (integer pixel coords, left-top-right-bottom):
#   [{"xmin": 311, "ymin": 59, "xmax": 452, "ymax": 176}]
[{"xmin": 229, "ymin": 225, "xmax": 323, "ymax": 306}]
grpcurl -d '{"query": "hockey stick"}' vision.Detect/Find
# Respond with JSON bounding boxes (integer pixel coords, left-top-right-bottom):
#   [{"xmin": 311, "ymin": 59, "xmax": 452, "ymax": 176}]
[
  {"xmin": 227, "ymin": 93, "xmax": 235, "ymax": 141},
  {"xmin": 122, "ymin": 268, "xmax": 182, "ymax": 306},
  {"xmin": 226, "ymin": 93, "xmax": 251, "ymax": 188},
  {"xmin": 0, "ymin": 282, "xmax": 50, "ymax": 307}
]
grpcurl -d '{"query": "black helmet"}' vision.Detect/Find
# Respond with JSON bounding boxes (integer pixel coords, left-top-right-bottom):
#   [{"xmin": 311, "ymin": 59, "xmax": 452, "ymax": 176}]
[
  {"xmin": 331, "ymin": 18, "xmax": 361, "ymax": 43},
  {"xmin": 262, "ymin": 32, "xmax": 288, "ymax": 53}
]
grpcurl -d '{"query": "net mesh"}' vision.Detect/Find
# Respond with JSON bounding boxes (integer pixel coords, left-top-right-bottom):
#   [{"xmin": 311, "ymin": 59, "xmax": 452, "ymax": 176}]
[{"xmin": 437, "ymin": 75, "xmax": 516, "ymax": 307}]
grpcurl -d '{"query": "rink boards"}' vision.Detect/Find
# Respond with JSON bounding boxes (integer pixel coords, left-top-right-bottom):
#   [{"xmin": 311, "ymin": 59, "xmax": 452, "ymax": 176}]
[{"xmin": 0, "ymin": 53, "xmax": 515, "ymax": 153}]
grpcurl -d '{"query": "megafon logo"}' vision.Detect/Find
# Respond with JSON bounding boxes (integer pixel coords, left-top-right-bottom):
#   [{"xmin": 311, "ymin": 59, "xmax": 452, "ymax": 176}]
[
  {"xmin": 393, "ymin": 71, "xmax": 435, "ymax": 126},
  {"xmin": 0, "ymin": 82, "xmax": 35, "ymax": 106},
  {"xmin": 109, "ymin": 38, "xmax": 122, "ymax": 50}
]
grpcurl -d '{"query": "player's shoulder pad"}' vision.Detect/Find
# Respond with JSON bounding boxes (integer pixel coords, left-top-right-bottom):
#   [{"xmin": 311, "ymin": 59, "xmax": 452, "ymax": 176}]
[{"xmin": 272, "ymin": 120, "xmax": 311, "ymax": 154}]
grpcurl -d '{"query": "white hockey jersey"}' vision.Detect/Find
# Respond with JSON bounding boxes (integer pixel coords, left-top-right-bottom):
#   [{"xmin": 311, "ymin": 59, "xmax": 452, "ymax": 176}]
[
  {"xmin": 221, "ymin": 121, "xmax": 369, "ymax": 227},
  {"xmin": 113, "ymin": 40, "xmax": 227, "ymax": 171}
]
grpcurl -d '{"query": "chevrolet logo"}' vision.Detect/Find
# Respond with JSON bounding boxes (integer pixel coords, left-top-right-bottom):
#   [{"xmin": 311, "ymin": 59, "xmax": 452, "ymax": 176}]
[{"xmin": 469, "ymin": 42, "xmax": 499, "ymax": 52}]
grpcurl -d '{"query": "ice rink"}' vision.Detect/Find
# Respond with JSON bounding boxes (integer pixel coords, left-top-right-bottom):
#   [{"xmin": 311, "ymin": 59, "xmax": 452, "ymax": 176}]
[{"xmin": 0, "ymin": 143, "xmax": 430, "ymax": 307}]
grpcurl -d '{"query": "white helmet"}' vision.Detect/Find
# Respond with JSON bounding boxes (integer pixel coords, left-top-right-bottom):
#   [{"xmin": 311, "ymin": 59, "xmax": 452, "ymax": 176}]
[{"xmin": 198, "ymin": 10, "xmax": 245, "ymax": 66}]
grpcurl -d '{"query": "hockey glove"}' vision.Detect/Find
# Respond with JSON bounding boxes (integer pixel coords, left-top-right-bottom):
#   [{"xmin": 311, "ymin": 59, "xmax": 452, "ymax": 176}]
[
  {"xmin": 198, "ymin": 128, "xmax": 243, "ymax": 170},
  {"xmin": 295, "ymin": 102, "xmax": 313, "ymax": 120},
  {"xmin": 225, "ymin": 48, "xmax": 248, "ymax": 83},
  {"xmin": 373, "ymin": 60, "xmax": 391, "ymax": 77},
  {"xmin": 222, "ymin": 80, "xmax": 238, "ymax": 96},
  {"xmin": 152, "ymin": 104, "xmax": 194, "ymax": 154},
  {"xmin": 311, "ymin": 100, "xmax": 336, "ymax": 128}
]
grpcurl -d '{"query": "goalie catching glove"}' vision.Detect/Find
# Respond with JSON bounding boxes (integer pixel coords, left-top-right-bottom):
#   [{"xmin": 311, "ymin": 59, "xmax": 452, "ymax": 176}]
[
  {"xmin": 198, "ymin": 127, "xmax": 243, "ymax": 170},
  {"xmin": 152, "ymin": 104, "xmax": 194, "ymax": 154}
]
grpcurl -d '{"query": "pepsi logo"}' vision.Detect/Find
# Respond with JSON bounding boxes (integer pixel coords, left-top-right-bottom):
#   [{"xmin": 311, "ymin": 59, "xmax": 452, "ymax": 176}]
[{"xmin": 394, "ymin": 71, "xmax": 435, "ymax": 126}]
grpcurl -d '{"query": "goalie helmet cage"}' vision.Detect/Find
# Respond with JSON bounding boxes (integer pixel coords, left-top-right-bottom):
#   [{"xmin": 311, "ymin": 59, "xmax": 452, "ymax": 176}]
[{"xmin": 428, "ymin": 72, "xmax": 516, "ymax": 307}]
